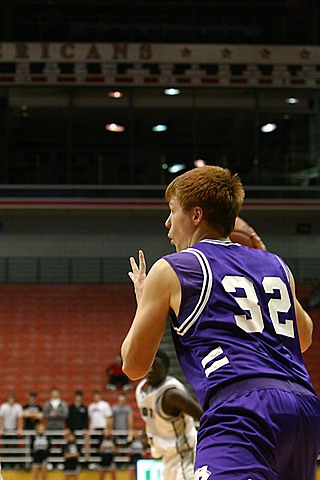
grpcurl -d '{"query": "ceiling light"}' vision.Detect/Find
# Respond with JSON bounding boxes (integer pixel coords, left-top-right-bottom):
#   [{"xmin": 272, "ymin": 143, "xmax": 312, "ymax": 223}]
[
  {"xmin": 107, "ymin": 91, "xmax": 123, "ymax": 99},
  {"xmin": 194, "ymin": 159, "xmax": 206, "ymax": 167},
  {"xmin": 164, "ymin": 88, "xmax": 180, "ymax": 96},
  {"xmin": 168, "ymin": 163, "xmax": 186, "ymax": 173},
  {"xmin": 260, "ymin": 123, "xmax": 277, "ymax": 133},
  {"xmin": 286, "ymin": 97, "xmax": 299, "ymax": 104},
  {"xmin": 105, "ymin": 123, "xmax": 125, "ymax": 132},
  {"xmin": 152, "ymin": 124, "xmax": 168, "ymax": 132}
]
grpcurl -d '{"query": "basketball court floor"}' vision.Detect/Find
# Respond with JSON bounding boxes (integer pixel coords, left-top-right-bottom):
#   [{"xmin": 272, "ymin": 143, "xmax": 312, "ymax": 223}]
[{"xmin": 2, "ymin": 466, "xmax": 320, "ymax": 480}]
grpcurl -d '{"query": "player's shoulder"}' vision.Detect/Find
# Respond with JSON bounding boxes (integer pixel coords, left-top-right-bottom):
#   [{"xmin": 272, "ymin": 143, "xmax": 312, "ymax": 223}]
[
  {"xmin": 150, "ymin": 257, "xmax": 174, "ymax": 274},
  {"xmin": 163, "ymin": 249, "xmax": 204, "ymax": 272},
  {"xmin": 135, "ymin": 378, "xmax": 148, "ymax": 396},
  {"xmin": 165, "ymin": 375, "xmax": 185, "ymax": 389},
  {"xmin": 156, "ymin": 376, "xmax": 185, "ymax": 398},
  {"xmin": 147, "ymin": 257, "xmax": 181, "ymax": 290}
]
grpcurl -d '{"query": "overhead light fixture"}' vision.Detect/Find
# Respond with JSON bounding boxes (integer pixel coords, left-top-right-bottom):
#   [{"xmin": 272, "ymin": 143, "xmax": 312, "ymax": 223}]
[
  {"xmin": 164, "ymin": 88, "xmax": 180, "ymax": 96},
  {"xmin": 152, "ymin": 124, "xmax": 168, "ymax": 132},
  {"xmin": 107, "ymin": 91, "xmax": 123, "ymax": 99},
  {"xmin": 194, "ymin": 159, "xmax": 206, "ymax": 168},
  {"xmin": 286, "ymin": 97, "xmax": 299, "ymax": 104},
  {"xmin": 168, "ymin": 163, "xmax": 186, "ymax": 173},
  {"xmin": 105, "ymin": 123, "xmax": 125, "ymax": 132},
  {"xmin": 260, "ymin": 123, "xmax": 277, "ymax": 133},
  {"xmin": 20, "ymin": 104, "xmax": 29, "ymax": 118}
]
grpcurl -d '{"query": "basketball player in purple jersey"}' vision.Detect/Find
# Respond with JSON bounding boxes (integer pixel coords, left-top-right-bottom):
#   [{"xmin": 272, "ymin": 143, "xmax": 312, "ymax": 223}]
[{"xmin": 122, "ymin": 165, "xmax": 320, "ymax": 479}]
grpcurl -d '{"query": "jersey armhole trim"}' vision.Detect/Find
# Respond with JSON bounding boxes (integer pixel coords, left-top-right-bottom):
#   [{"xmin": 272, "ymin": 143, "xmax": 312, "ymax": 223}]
[
  {"xmin": 275, "ymin": 255, "xmax": 290, "ymax": 283},
  {"xmin": 172, "ymin": 248, "xmax": 213, "ymax": 336}
]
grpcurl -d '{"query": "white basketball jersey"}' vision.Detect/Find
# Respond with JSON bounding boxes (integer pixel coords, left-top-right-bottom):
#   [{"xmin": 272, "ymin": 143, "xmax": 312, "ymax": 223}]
[{"xmin": 135, "ymin": 375, "xmax": 197, "ymax": 459}]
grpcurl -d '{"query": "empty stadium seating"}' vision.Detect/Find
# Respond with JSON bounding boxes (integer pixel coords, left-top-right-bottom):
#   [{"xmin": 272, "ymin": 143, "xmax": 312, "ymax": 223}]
[
  {"xmin": 0, "ymin": 284, "xmax": 143, "ymax": 428},
  {"xmin": 0, "ymin": 282, "xmax": 319, "ymax": 432}
]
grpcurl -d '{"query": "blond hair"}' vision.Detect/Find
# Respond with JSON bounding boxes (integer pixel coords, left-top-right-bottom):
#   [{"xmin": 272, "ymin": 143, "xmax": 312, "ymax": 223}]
[{"xmin": 165, "ymin": 165, "xmax": 244, "ymax": 237}]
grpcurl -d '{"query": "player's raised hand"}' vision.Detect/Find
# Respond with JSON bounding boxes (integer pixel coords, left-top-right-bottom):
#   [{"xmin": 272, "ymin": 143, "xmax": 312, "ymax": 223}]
[{"xmin": 128, "ymin": 249, "xmax": 147, "ymax": 303}]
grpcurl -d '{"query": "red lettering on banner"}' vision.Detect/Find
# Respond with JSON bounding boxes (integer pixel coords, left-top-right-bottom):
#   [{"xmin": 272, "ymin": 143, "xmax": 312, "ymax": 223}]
[
  {"xmin": 112, "ymin": 44, "xmax": 128, "ymax": 60},
  {"xmin": 15, "ymin": 43, "xmax": 29, "ymax": 59},
  {"xmin": 139, "ymin": 44, "xmax": 152, "ymax": 60},
  {"xmin": 60, "ymin": 43, "xmax": 75, "ymax": 59},
  {"xmin": 41, "ymin": 43, "xmax": 50, "ymax": 59},
  {"xmin": 86, "ymin": 44, "xmax": 101, "ymax": 60}
]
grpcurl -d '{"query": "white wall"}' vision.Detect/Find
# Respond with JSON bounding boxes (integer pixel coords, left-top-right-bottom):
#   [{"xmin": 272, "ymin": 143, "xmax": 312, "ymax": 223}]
[
  {"xmin": 0, "ymin": 207, "xmax": 319, "ymax": 263},
  {"xmin": 0, "ymin": 209, "xmax": 174, "ymax": 264}
]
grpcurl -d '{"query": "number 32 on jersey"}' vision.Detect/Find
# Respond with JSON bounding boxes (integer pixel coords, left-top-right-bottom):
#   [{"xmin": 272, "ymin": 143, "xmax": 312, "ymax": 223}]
[{"xmin": 221, "ymin": 275, "xmax": 294, "ymax": 338}]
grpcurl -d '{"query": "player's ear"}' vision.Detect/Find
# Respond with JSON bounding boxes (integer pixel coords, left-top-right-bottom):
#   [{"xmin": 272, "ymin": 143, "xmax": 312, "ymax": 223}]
[{"xmin": 193, "ymin": 207, "xmax": 203, "ymax": 223}]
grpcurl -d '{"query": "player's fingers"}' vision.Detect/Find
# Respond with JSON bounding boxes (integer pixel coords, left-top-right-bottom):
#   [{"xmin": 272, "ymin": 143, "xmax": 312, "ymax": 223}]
[
  {"xmin": 129, "ymin": 256, "xmax": 139, "ymax": 272},
  {"xmin": 138, "ymin": 250, "xmax": 146, "ymax": 273}
]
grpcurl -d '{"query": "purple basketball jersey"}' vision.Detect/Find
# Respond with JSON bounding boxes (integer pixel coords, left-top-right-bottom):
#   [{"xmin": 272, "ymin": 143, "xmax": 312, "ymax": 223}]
[{"xmin": 163, "ymin": 239, "xmax": 315, "ymax": 410}]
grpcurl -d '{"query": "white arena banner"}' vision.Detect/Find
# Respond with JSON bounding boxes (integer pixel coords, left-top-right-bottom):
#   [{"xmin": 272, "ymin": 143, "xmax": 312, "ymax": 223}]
[
  {"xmin": 0, "ymin": 42, "xmax": 319, "ymax": 64},
  {"xmin": 0, "ymin": 43, "xmax": 319, "ymax": 87}
]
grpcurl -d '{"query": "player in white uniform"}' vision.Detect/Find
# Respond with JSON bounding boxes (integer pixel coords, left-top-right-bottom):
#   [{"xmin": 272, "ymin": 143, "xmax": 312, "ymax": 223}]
[{"xmin": 135, "ymin": 350, "xmax": 202, "ymax": 480}]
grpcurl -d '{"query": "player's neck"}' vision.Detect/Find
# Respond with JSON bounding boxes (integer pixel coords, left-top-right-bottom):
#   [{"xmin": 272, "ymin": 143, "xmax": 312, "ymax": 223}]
[
  {"xmin": 192, "ymin": 224, "xmax": 227, "ymax": 245},
  {"xmin": 147, "ymin": 376, "xmax": 167, "ymax": 391}
]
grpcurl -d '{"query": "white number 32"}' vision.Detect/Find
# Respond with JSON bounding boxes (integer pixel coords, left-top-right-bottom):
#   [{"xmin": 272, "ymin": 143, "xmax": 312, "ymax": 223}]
[{"xmin": 221, "ymin": 275, "xmax": 294, "ymax": 338}]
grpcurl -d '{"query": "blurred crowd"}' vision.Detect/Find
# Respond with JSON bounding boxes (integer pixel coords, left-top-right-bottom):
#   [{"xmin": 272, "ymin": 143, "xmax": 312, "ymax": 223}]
[{"xmin": 0, "ymin": 388, "xmax": 146, "ymax": 479}]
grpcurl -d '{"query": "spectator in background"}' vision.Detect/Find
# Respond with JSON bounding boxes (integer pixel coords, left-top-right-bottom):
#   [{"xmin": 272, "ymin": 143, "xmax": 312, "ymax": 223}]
[
  {"xmin": 112, "ymin": 395, "xmax": 133, "ymax": 446},
  {"xmin": 88, "ymin": 391, "xmax": 113, "ymax": 466},
  {"xmin": 66, "ymin": 391, "xmax": 88, "ymax": 433},
  {"xmin": 88, "ymin": 391, "xmax": 113, "ymax": 432},
  {"xmin": 43, "ymin": 388, "xmax": 68, "ymax": 431},
  {"xmin": 63, "ymin": 431, "xmax": 81, "ymax": 480},
  {"xmin": 112, "ymin": 394, "xmax": 133, "ymax": 470},
  {"xmin": 106, "ymin": 354, "xmax": 131, "ymax": 391},
  {"xmin": 30, "ymin": 422, "xmax": 51, "ymax": 480},
  {"xmin": 97, "ymin": 428, "xmax": 117, "ymax": 480},
  {"xmin": 0, "ymin": 393, "xmax": 24, "ymax": 435},
  {"xmin": 66, "ymin": 390, "xmax": 89, "ymax": 463},
  {"xmin": 0, "ymin": 393, "xmax": 24, "ymax": 468},
  {"xmin": 128, "ymin": 433, "xmax": 145, "ymax": 480},
  {"xmin": 23, "ymin": 392, "xmax": 43, "ymax": 430},
  {"xmin": 43, "ymin": 388, "xmax": 69, "ymax": 468}
]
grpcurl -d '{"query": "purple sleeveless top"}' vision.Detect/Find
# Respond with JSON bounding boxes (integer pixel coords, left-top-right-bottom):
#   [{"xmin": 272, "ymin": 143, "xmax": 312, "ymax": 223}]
[{"xmin": 163, "ymin": 239, "xmax": 315, "ymax": 410}]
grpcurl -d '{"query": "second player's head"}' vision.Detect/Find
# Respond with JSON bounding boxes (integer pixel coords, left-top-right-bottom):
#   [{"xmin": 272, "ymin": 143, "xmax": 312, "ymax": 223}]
[{"xmin": 147, "ymin": 350, "xmax": 170, "ymax": 387}]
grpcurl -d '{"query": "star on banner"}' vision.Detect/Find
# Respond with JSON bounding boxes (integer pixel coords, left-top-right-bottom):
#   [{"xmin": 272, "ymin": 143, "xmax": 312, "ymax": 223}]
[
  {"xmin": 299, "ymin": 49, "xmax": 311, "ymax": 59},
  {"xmin": 260, "ymin": 48, "xmax": 271, "ymax": 59},
  {"xmin": 181, "ymin": 47, "xmax": 192, "ymax": 58},
  {"xmin": 221, "ymin": 48, "xmax": 232, "ymax": 58}
]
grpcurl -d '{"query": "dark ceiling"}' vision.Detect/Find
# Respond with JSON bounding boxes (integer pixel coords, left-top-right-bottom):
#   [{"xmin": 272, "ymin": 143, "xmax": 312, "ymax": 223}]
[{"xmin": 0, "ymin": 0, "xmax": 319, "ymax": 44}]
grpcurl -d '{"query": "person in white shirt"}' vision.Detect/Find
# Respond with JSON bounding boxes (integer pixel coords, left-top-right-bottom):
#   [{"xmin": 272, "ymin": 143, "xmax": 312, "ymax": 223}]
[
  {"xmin": 0, "ymin": 393, "xmax": 24, "ymax": 434},
  {"xmin": 0, "ymin": 393, "xmax": 24, "ymax": 468},
  {"xmin": 88, "ymin": 390, "xmax": 113, "ymax": 466},
  {"xmin": 88, "ymin": 390, "xmax": 113, "ymax": 431}
]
